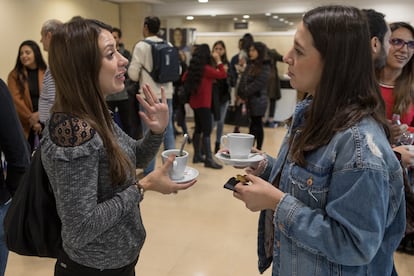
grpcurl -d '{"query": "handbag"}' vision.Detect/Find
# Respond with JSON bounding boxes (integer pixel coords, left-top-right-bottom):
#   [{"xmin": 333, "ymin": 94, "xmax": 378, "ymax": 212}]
[{"xmin": 4, "ymin": 148, "xmax": 62, "ymax": 258}]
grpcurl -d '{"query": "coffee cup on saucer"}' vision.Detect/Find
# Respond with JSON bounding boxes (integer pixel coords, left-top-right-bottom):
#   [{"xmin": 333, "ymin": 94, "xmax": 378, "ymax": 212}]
[
  {"xmin": 161, "ymin": 149, "xmax": 189, "ymax": 181},
  {"xmin": 220, "ymin": 133, "xmax": 254, "ymax": 159}
]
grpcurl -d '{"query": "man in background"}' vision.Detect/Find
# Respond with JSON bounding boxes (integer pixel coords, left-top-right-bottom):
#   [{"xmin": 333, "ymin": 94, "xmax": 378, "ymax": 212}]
[
  {"xmin": 107, "ymin": 27, "xmax": 133, "ymax": 136},
  {"xmin": 128, "ymin": 16, "xmax": 176, "ymax": 176},
  {"xmin": 38, "ymin": 19, "xmax": 63, "ymax": 125}
]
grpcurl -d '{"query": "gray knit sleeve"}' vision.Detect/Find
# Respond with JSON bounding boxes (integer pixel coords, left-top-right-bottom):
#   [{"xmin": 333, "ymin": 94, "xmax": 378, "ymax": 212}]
[{"xmin": 42, "ymin": 114, "xmax": 141, "ymax": 249}]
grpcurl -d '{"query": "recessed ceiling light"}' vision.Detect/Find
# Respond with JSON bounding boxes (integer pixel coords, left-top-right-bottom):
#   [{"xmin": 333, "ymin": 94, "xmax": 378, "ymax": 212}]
[
  {"xmin": 265, "ymin": 13, "xmax": 271, "ymax": 16},
  {"xmin": 272, "ymin": 15, "xmax": 279, "ymax": 19},
  {"xmin": 242, "ymin": 15, "xmax": 250, "ymax": 19},
  {"xmin": 186, "ymin": 16, "xmax": 194, "ymax": 20},
  {"xmin": 233, "ymin": 17, "xmax": 238, "ymax": 21},
  {"xmin": 198, "ymin": 0, "xmax": 208, "ymax": 3}
]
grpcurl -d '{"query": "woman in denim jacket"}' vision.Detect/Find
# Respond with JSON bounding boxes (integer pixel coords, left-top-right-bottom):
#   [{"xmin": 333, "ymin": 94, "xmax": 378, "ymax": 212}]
[{"xmin": 232, "ymin": 5, "xmax": 406, "ymax": 276}]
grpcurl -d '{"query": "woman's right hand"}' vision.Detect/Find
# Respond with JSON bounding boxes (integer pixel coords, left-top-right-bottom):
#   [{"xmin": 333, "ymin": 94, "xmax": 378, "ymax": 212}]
[
  {"xmin": 32, "ymin": 122, "xmax": 42, "ymax": 134},
  {"xmin": 233, "ymin": 174, "xmax": 284, "ymax": 212},
  {"xmin": 212, "ymin": 52, "xmax": 221, "ymax": 63},
  {"xmin": 393, "ymin": 145, "xmax": 414, "ymax": 168}
]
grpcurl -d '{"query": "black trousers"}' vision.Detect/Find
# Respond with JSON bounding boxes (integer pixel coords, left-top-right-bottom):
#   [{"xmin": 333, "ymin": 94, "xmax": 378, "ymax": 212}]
[
  {"xmin": 249, "ymin": 115, "xmax": 264, "ymax": 150},
  {"xmin": 193, "ymin": 107, "xmax": 213, "ymax": 136},
  {"xmin": 54, "ymin": 250, "xmax": 138, "ymax": 276}
]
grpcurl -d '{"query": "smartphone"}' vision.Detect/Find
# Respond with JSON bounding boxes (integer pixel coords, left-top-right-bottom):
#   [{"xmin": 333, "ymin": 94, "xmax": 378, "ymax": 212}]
[{"xmin": 223, "ymin": 177, "xmax": 244, "ymax": 191}]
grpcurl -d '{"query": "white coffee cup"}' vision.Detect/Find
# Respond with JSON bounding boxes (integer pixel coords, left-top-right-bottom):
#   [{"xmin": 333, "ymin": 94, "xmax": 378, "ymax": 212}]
[
  {"xmin": 220, "ymin": 133, "xmax": 254, "ymax": 159},
  {"xmin": 161, "ymin": 149, "xmax": 188, "ymax": 180}
]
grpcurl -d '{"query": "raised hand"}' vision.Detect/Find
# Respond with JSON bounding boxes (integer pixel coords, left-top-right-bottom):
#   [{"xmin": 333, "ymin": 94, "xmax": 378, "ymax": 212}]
[{"xmin": 136, "ymin": 84, "xmax": 169, "ymax": 134}]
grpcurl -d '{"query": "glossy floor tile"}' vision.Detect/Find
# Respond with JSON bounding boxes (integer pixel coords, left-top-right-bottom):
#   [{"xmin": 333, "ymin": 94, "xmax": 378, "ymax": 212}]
[{"xmin": 5, "ymin": 123, "xmax": 414, "ymax": 276}]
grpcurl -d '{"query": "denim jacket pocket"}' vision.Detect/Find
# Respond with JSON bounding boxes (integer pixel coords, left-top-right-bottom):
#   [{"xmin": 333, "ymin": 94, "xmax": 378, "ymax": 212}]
[{"xmin": 288, "ymin": 162, "xmax": 331, "ymax": 208}]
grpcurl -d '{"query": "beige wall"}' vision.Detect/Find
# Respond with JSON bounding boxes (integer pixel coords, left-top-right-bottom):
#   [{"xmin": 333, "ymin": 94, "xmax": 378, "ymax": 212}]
[
  {"xmin": 0, "ymin": 0, "xmax": 312, "ymax": 79},
  {"xmin": 0, "ymin": 0, "xmax": 119, "ymax": 80},
  {"xmin": 4, "ymin": 1, "xmax": 414, "ymax": 82}
]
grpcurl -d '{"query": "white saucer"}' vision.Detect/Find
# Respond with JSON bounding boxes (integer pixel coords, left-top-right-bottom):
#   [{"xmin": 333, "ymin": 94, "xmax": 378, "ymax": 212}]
[
  {"xmin": 173, "ymin": 166, "xmax": 199, "ymax": 183},
  {"xmin": 215, "ymin": 152, "xmax": 264, "ymax": 167}
]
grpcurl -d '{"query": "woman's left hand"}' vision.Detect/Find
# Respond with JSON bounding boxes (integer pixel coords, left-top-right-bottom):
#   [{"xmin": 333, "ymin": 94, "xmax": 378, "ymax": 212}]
[
  {"xmin": 139, "ymin": 154, "xmax": 196, "ymax": 194},
  {"xmin": 136, "ymin": 84, "xmax": 169, "ymax": 134}
]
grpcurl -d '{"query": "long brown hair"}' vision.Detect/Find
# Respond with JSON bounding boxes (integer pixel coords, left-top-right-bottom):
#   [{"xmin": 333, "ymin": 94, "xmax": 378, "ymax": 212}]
[
  {"xmin": 291, "ymin": 6, "xmax": 390, "ymax": 166},
  {"xmin": 388, "ymin": 22, "xmax": 414, "ymax": 115},
  {"xmin": 49, "ymin": 18, "xmax": 133, "ymax": 185}
]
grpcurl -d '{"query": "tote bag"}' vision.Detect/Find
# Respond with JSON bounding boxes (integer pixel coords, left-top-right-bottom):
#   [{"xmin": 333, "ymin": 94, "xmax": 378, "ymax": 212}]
[{"xmin": 4, "ymin": 148, "xmax": 62, "ymax": 258}]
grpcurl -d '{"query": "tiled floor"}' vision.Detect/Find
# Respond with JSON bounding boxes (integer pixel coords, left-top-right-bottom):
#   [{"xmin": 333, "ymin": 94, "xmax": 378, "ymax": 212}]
[{"xmin": 5, "ymin": 123, "xmax": 414, "ymax": 276}]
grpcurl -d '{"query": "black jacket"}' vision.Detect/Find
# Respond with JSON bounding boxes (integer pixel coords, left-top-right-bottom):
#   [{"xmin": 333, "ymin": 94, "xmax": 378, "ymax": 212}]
[{"xmin": 0, "ymin": 79, "xmax": 30, "ymax": 204}]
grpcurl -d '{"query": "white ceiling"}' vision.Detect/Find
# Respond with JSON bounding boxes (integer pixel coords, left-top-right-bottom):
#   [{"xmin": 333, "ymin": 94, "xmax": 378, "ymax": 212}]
[{"xmin": 105, "ymin": 0, "xmax": 414, "ymax": 24}]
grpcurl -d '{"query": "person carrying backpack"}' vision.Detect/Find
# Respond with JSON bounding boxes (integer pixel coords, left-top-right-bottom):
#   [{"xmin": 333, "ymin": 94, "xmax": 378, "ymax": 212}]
[{"xmin": 128, "ymin": 16, "xmax": 180, "ymax": 176}]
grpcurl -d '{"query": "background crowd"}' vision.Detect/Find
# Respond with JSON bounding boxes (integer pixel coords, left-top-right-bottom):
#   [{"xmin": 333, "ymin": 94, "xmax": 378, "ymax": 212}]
[{"xmin": 1, "ymin": 5, "xmax": 414, "ymax": 276}]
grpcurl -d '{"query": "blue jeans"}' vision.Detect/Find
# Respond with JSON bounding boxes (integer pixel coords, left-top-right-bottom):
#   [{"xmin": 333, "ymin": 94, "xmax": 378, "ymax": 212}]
[
  {"xmin": 0, "ymin": 200, "xmax": 11, "ymax": 276},
  {"xmin": 141, "ymin": 99, "xmax": 175, "ymax": 175},
  {"xmin": 213, "ymin": 101, "xmax": 229, "ymax": 144}
]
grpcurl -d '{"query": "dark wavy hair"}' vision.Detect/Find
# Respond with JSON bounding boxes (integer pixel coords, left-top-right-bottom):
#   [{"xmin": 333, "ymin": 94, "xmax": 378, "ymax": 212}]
[
  {"xmin": 184, "ymin": 43, "xmax": 212, "ymax": 95},
  {"xmin": 290, "ymin": 5, "xmax": 389, "ymax": 165},
  {"xmin": 362, "ymin": 9, "xmax": 388, "ymax": 69},
  {"xmin": 13, "ymin": 40, "xmax": 47, "ymax": 96},
  {"xmin": 247, "ymin": 41, "xmax": 269, "ymax": 77}
]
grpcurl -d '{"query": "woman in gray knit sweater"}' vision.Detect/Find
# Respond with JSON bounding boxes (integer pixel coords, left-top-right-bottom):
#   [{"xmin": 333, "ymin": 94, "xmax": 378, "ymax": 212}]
[{"xmin": 41, "ymin": 18, "xmax": 195, "ymax": 276}]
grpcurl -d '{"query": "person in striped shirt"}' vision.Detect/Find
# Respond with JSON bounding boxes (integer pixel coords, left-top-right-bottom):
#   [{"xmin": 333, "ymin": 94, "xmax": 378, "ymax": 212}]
[{"xmin": 39, "ymin": 19, "xmax": 62, "ymax": 125}]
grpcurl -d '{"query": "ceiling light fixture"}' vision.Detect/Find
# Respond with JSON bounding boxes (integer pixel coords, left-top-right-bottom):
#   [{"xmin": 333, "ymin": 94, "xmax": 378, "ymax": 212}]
[
  {"xmin": 186, "ymin": 16, "xmax": 194, "ymax": 20},
  {"xmin": 198, "ymin": 0, "xmax": 208, "ymax": 3},
  {"xmin": 242, "ymin": 15, "xmax": 250, "ymax": 19}
]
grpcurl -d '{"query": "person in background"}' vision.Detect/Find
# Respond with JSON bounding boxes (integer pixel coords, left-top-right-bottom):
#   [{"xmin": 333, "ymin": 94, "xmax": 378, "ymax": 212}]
[
  {"xmin": 377, "ymin": 21, "xmax": 414, "ymax": 255},
  {"xmin": 183, "ymin": 44, "xmax": 226, "ymax": 169},
  {"xmin": 231, "ymin": 5, "xmax": 405, "ymax": 275},
  {"xmin": 128, "ymin": 16, "xmax": 176, "ymax": 176},
  {"xmin": 264, "ymin": 48, "xmax": 283, "ymax": 128},
  {"xmin": 241, "ymin": 33, "xmax": 254, "ymax": 54},
  {"xmin": 229, "ymin": 37, "xmax": 248, "ymax": 133},
  {"xmin": 0, "ymin": 79, "xmax": 30, "ymax": 276},
  {"xmin": 171, "ymin": 27, "xmax": 191, "ymax": 63},
  {"xmin": 42, "ymin": 18, "xmax": 195, "ymax": 276},
  {"xmin": 38, "ymin": 19, "xmax": 63, "ymax": 125},
  {"xmin": 364, "ymin": 9, "xmax": 403, "ymax": 274},
  {"xmin": 237, "ymin": 42, "xmax": 271, "ymax": 150},
  {"xmin": 363, "ymin": 9, "xmax": 391, "ymax": 71},
  {"xmin": 172, "ymin": 50, "xmax": 190, "ymax": 141},
  {"xmin": 7, "ymin": 40, "xmax": 46, "ymax": 151},
  {"xmin": 228, "ymin": 38, "xmax": 244, "ymax": 104},
  {"xmin": 106, "ymin": 27, "xmax": 132, "ymax": 135},
  {"xmin": 211, "ymin": 40, "xmax": 230, "ymax": 153}
]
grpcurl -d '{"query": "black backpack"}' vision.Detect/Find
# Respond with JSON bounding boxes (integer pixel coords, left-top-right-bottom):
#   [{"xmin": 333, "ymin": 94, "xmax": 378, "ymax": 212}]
[{"xmin": 143, "ymin": 40, "xmax": 180, "ymax": 83}]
